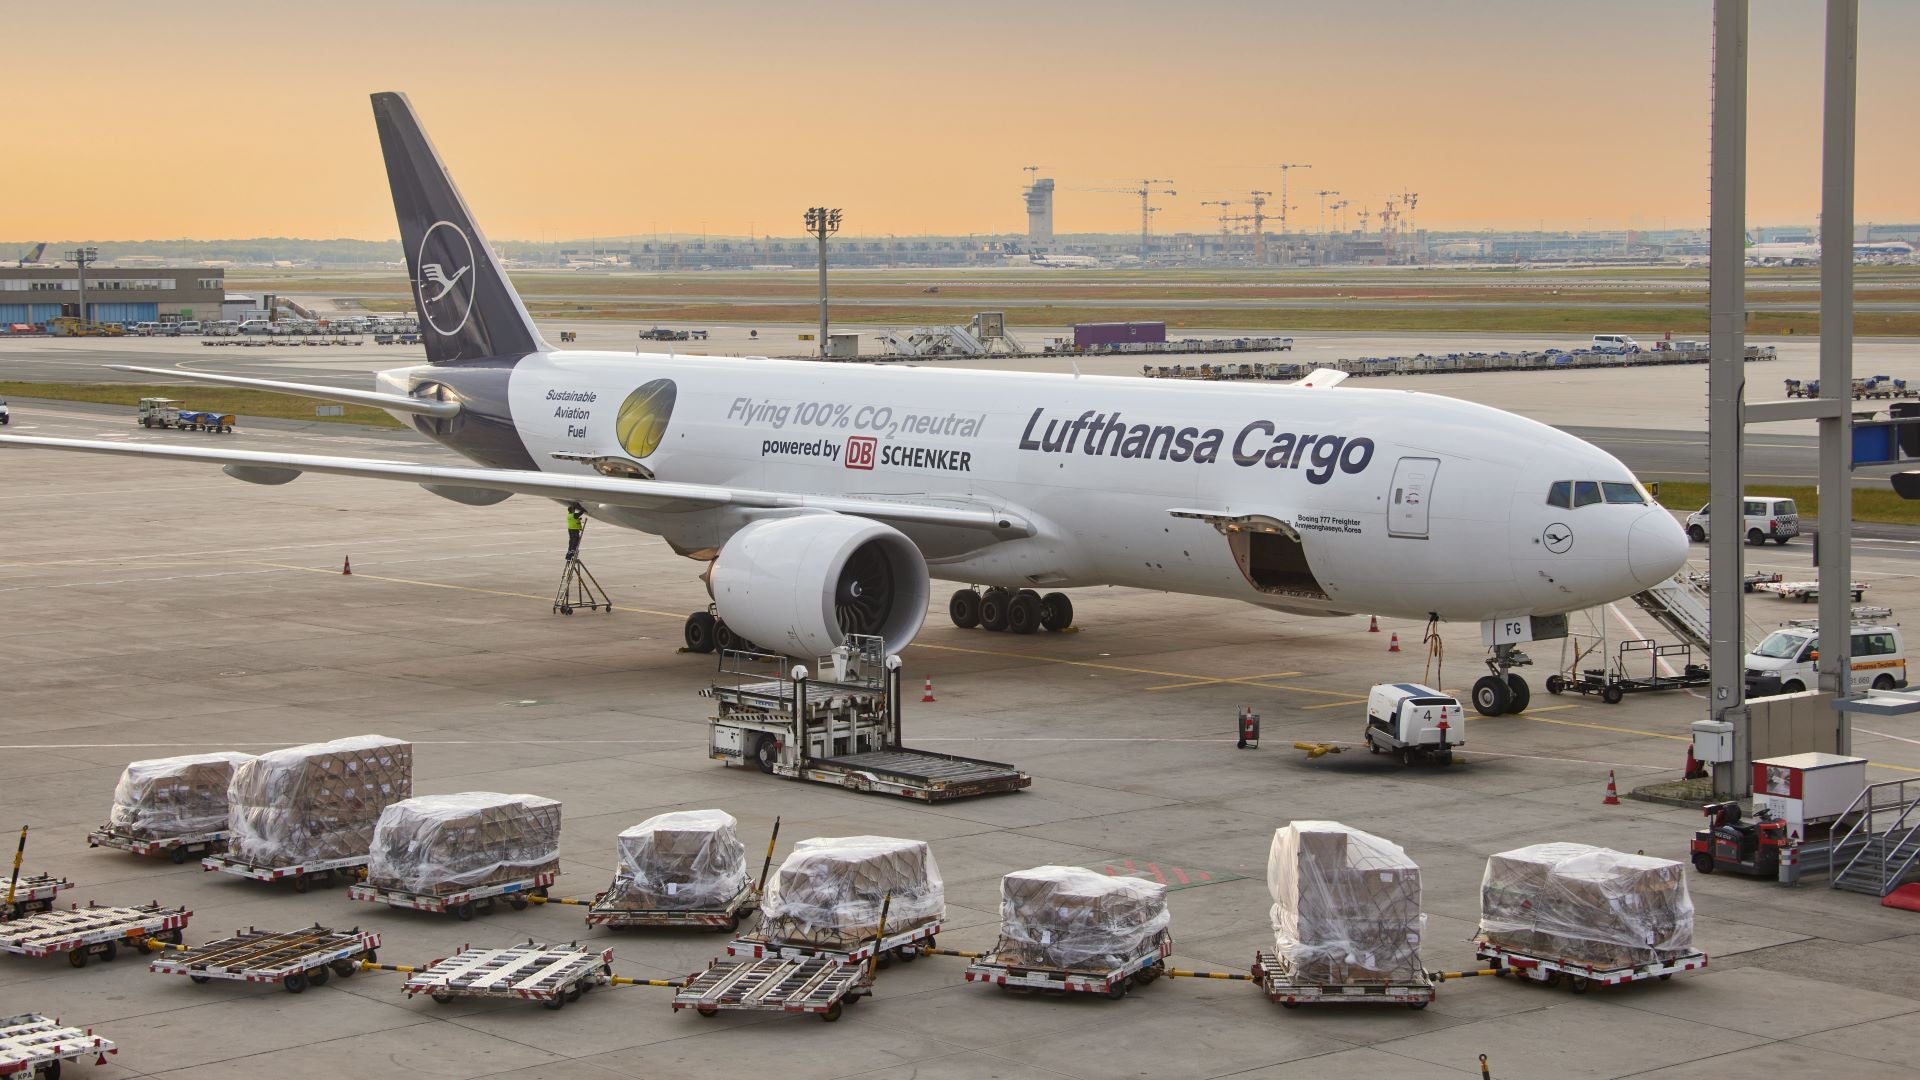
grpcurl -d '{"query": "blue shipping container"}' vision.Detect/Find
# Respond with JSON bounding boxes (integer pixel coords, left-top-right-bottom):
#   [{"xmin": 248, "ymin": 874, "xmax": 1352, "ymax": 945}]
[{"xmin": 88, "ymin": 302, "xmax": 157, "ymax": 324}]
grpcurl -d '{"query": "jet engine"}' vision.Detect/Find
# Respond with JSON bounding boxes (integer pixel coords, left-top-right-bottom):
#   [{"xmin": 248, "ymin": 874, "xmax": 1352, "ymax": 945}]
[{"xmin": 708, "ymin": 515, "xmax": 931, "ymax": 658}]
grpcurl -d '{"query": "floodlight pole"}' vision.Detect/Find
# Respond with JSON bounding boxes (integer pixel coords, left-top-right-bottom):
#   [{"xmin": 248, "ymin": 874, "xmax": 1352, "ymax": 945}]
[
  {"xmin": 806, "ymin": 207, "xmax": 842, "ymax": 359},
  {"xmin": 1817, "ymin": 0, "xmax": 1858, "ymax": 751},
  {"xmin": 65, "ymin": 246, "xmax": 98, "ymax": 325},
  {"xmin": 1707, "ymin": 0, "xmax": 1749, "ymax": 797}
]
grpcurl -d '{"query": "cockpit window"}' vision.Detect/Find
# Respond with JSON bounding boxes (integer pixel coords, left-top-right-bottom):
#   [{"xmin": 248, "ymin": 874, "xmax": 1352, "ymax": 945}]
[
  {"xmin": 1547, "ymin": 481, "xmax": 1572, "ymax": 509},
  {"xmin": 1573, "ymin": 481, "xmax": 1602, "ymax": 507},
  {"xmin": 1602, "ymin": 482, "xmax": 1645, "ymax": 505}
]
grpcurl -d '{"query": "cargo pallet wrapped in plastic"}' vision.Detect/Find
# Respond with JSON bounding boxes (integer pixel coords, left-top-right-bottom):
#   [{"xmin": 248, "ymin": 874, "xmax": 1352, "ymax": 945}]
[
  {"xmin": 990, "ymin": 866, "xmax": 1170, "ymax": 973},
  {"xmin": 1478, "ymin": 843, "xmax": 1695, "ymax": 971},
  {"xmin": 759, "ymin": 836, "xmax": 944, "ymax": 951},
  {"xmin": 365, "ymin": 792, "xmax": 561, "ymax": 895},
  {"xmin": 602, "ymin": 809, "xmax": 749, "ymax": 911},
  {"xmin": 107, "ymin": 752, "xmax": 255, "ymax": 839},
  {"xmin": 226, "ymin": 735, "xmax": 413, "ymax": 867},
  {"xmin": 1267, "ymin": 821, "xmax": 1425, "ymax": 986}
]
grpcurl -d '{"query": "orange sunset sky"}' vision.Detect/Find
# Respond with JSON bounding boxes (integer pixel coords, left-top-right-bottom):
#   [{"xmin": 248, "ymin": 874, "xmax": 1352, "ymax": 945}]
[{"xmin": 7, "ymin": 1, "xmax": 1916, "ymax": 241}]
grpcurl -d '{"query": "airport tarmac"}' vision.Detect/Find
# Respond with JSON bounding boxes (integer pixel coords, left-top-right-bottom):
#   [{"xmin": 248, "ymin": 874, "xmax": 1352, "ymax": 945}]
[{"xmin": 5, "ymin": 403, "xmax": 1920, "ymax": 1078}]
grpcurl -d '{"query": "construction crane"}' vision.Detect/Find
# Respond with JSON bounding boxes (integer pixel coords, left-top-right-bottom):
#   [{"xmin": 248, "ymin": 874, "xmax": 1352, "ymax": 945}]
[
  {"xmin": 1401, "ymin": 191, "xmax": 1421, "ymax": 261},
  {"xmin": 1331, "ymin": 200, "xmax": 1350, "ymax": 235},
  {"xmin": 1314, "ymin": 190, "xmax": 1340, "ymax": 239},
  {"xmin": 1089, "ymin": 180, "xmax": 1177, "ymax": 259},
  {"xmin": 1246, "ymin": 191, "xmax": 1273, "ymax": 261},
  {"xmin": 1357, "ymin": 208, "xmax": 1371, "ymax": 234},
  {"xmin": 1201, "ymin": 200, "xmax": 1236, "ymax": 251},
  {"xmin": 1379, "ymin": 197, "xmax": 1401, "ymax": 257}
]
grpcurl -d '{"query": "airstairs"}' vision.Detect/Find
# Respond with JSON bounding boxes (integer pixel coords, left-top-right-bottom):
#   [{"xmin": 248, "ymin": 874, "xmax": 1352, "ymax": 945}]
[
  {"xmin": 1828, "ymin": 777, "xmax": 1920, "ymax": 895},
  {"xmin": 1631, "ymin": 572, "xmax": 1713, "ymax": 651}
]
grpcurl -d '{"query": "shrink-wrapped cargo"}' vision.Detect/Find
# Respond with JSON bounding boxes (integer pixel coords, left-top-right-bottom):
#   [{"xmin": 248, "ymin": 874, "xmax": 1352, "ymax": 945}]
[
  {"xmin": 226, "ymin": 735, "xmax": 412, "ymax": 866},
  {"xmin": 761, "ymin": 836, "xmax": 943, "ymax": 949},
  {"xmin": 1267, "ymin": 821, "xmax": 1425, "ymax": 985},
  {"xmin": 602, "ymin": 809, "xmax": 749, "ymax": 910},
  {"xmin": 365, "ymin": 792, "xmax": 561, "ymax": 895},
  {"xmin": 107, "ymin": 752, "xmax": 255, "ymax": 838},
  {"xmin": 1478, "ymin": 843, "xmax": 1694, "ymax": 969},
  {"xmin": 991, "ymin": 866, "xmax": 1170, "ymax": 971}
]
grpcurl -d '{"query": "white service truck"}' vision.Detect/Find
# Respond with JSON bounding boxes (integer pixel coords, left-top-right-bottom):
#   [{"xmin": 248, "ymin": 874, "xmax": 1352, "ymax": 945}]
[{"xmin": 1364, "ymin": 683, "xmax": 1465, "ymax": 765}]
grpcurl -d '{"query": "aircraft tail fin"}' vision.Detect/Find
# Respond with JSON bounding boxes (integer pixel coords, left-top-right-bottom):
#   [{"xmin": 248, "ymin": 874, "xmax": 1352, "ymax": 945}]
[{"xmin": 371, "ymin": 92, "xmax": 547, "ymax": 364}]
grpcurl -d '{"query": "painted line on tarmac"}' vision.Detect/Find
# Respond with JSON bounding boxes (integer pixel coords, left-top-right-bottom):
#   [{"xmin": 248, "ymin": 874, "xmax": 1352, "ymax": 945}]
[
  {"xmin": 0, "ymin": 739, "xmax": 698, "ymax": 750},
  {"xmin": 1144, "ymin": 671, "xmax": 1302, "ymax": 691},
  {"xmin": 258, "ymin": 561, "xmax": 688, "ymax": 619}
]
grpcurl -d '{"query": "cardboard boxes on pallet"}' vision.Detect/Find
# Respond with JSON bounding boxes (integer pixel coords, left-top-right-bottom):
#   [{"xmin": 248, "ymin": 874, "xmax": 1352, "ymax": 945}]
[
  {"xmin": 991, "ymin": 865, "xmax": 1170, "ymax": 972},
  {"xmin": 602, "ymin": 809, "xmax": 749, "ymax": 910},
  {"xmin": 366, "ymin": 792, "xmax": 561, "ymax": 895},
  {"xmin": 1268, "ymin": 821, "xmax": 1425, "ymax": 985},
  {"xmin": 761, "ymin": 836, "xmax": 944, "ymax": 949},
  {"xmin": 1479, "ymin": 843, "xmax": 1694, "ymax": 969},
  {"xmin": 227, "ymin": 735, "xmax": 412, "ymax": 866},
  {"xmin": 107, "ymin": 752, "xmax": 255, "ymax": 838}
]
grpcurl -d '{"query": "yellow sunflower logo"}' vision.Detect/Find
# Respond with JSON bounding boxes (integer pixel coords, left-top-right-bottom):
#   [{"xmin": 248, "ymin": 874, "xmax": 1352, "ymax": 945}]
[{"xmin": 616, "ymin": 379, "xmax": 676, "ymax": 458}]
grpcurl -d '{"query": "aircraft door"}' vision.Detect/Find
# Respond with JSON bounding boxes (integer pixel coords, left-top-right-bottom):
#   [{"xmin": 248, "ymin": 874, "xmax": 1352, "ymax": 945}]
[{"xmin": 1388, "ymin": 456, "xmax": 1438, "ymax": 539}]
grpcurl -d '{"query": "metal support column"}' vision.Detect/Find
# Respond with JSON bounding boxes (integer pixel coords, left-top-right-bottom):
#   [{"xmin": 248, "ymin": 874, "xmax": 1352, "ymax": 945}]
[
  {"xmin": 1707, "ymin": 0, "xmax": 1750, "ymax": 797},
  {"xmin": 1817, "ymin": 0, "xmax": 1858, "ymax": 752}
]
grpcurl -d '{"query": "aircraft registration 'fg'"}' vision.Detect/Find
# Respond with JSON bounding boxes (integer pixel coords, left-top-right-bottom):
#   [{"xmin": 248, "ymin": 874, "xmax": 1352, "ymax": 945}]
[{"xmin": 0, "ymin": 91, "xmax": 1688, "ymax": 719}]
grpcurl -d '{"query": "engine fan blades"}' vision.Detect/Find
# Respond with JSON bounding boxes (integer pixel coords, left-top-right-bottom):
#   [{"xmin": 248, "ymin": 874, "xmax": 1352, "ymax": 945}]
[{"xmin": 834, "ymin": 543, "xmax": 895, "ymax": 637}]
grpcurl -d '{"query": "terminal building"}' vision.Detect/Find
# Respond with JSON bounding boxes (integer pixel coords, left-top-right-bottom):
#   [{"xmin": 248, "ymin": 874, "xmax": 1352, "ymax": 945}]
[{"xmin": 0, "ymin": 267, "xmax": 225, "ymax": 326}]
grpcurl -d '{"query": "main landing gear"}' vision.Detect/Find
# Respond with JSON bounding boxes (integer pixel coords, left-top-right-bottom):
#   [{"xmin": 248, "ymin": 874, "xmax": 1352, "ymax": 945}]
[
  {"xmin": 683, "ymin": 606, "xmax": 755, "ymax": 654},
  {"xmin": 1471, "ymin": 643, "xmax": 1532, "ymax": 717},
  {"xmin": 948, "ymin": 587, "xmax": 1073, "ymax": 635}
]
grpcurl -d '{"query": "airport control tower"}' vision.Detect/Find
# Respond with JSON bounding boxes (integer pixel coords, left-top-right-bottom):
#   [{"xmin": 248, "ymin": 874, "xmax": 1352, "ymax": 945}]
[{"xmin": 1024, "ymin": 176, "xmax": 1055, "ymax": 245}]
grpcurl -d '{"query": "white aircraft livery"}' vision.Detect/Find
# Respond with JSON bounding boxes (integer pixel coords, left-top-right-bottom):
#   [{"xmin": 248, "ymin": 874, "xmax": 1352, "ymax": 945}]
[{"xmin": 0, "ymin": 92, "xmax": 1689, "ymax": 718}]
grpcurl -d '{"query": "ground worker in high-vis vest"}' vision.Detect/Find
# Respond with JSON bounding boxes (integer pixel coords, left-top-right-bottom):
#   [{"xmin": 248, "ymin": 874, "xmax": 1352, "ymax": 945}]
[{"xmin": 566, "ymin": 503, "xmax": 585, "ymax": 560}]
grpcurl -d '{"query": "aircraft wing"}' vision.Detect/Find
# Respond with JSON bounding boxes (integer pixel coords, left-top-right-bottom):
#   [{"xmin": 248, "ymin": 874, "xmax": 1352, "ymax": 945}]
[
  {"xmin": 106, "ymin": 365, "xmax": 460, "ymax": 417},
  {"xmin": 0, "ymin": 435, "xmax": 1033, "ymax": 537}
]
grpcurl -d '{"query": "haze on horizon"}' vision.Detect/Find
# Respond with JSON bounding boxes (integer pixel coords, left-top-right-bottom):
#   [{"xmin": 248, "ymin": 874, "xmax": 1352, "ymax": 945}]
[{"xmin": 9, "ymin": 0, "xmax": 1917, "ymax": 243}]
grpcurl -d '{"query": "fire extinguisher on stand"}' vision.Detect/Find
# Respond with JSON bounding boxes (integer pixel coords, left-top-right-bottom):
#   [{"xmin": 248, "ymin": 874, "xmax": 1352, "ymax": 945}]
[{"xmin": 1237, "ymin": 706, "xmax": 1261, "ymax": 750}]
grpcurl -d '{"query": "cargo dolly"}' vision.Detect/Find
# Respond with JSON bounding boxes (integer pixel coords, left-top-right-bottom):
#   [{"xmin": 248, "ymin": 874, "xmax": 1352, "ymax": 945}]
[
  {"xmin": 706, "ymin": 635, "xmax": 1029, "ymax": 802},
  {"xmin": 87, "ymin": 827, "xmax": 229, "ymax": 865},
  {"xmin": 726, "ymin": 918, "xmax": 940, "ymax": 967},
  {"xmin": 0, "ymin": 903, "xmax": 189, "ymax": 968},
  {"xmin": 957, "ymin": 931, "xmax": 1172, "ymax": 999},
  {"xmin": 1755, "ymin": 580, "xmax": 1867, "ymax": 603},
  {"xmin": 0, "ymin": 1013, "xmax": 117, "ymax": 1077},
  {"xmin": 1474, "ymin": 939, "xmax": 1708, "ymax": 993},
  {"xmin": 673, "ymin": 954, "xmax": 869, "ymax": 1022},
  {"xmin": 148, "ymin": 925, "xmax": 379, "ymax": 994},
  {"xmin": 201, "ymin": 852, "xmax": 367, "ymax": 893},
  {"xmin": 583, "ymin": 880, "xmax": 758, "ymax": 932},
  {"xmin": 347, "ymin": 871, "xmax": 554, "ymax": 920},
  {"xmin": 396, "ymin": 941, "xmax": 614, "ymax": 1010},
  {"xmin": 2, "ymin": 877, "xmax": 70, "ymax": 920},
  {"xmin": 1544, "ymin": 639, "xmax": 1710, "ymax": 704},
  {"xmin": 1251, "ymin": 951, "xmax": 1436, "ymax": 1008}
]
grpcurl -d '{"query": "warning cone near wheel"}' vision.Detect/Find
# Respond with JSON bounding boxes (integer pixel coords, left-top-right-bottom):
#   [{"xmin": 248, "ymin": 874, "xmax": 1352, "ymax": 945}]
[
  {"xmin": 921, "ymin": 678, "xmax": 936, "ymax": 703},
  {"xmin": 1387, "ymin": 633, "xmax": 1401, "ymax": 653},
  {"xmin": 1603, "ymin": 770, "xmax": 1622, "ymax": 806},
  {"xmin": 342, "ymin": 556, "xmax": 352, "ymax": 576}
]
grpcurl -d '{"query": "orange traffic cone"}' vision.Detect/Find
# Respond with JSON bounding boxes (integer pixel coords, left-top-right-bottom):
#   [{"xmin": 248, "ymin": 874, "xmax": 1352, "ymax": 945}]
[
  {"xmin": 1387, "ymin": 633, "xmax": 1401, "ymax": 653},
  {"xmin": 342, "ymin": 556, "xmax": 352, "ymax": 576},
  {"xmin": 1367, "ymin": 615, "xmax": 1380, "ymax": 633},
  {"xmin": 921, "ymin": 678, "xmax": 936, "ymax": 703},
  {"xmin": 1603, "ymin": 770, "xmax": 1622, "ymax": 805}
]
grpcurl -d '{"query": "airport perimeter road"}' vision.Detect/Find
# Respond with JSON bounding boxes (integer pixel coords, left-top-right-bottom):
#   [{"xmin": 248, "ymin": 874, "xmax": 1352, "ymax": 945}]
[{"xmin": 5, "ymin": 408, "xmax": 1920, "ymax": 1079}]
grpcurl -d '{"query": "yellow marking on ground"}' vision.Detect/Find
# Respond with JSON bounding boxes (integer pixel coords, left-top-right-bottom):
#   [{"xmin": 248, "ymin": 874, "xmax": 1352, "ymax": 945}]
[
  {"xmin": 256, "ymin": 562, "xmax": 689, "ymax": 617},
  {"xmin": 1517, "ymin": 714, "xmax": 1690, "ymax": 742},
  {"xmin": 1302, "ymin": 698, "xmax": 1374, "ymax": 711},
  {"xmin": 1144, "ymin": 672, "xmax": 1303, "ymax": 691}
]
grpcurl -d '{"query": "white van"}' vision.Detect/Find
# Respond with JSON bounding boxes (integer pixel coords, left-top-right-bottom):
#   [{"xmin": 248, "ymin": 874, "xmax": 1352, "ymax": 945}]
[
  {"xmin": 1591, "ymin": 334, "xmax": 1642, "ymax": 354},
  {"xmin": 1745, "ymin": 621, "xmax": 1907, "ymax": 695},
  {"xmin": 237, "ymin": 319, "xmax": 273, "ymax": 334},
  {"xmin": 1684, "ymin": 496, "xmax": 1799, "ymax": 545}
]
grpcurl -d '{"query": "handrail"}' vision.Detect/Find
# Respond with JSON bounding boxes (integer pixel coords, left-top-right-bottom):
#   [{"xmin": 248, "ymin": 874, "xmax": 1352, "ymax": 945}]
[{"xmin": 1830, "ymin": 776, "xmax": 1920, "ymax": 889}]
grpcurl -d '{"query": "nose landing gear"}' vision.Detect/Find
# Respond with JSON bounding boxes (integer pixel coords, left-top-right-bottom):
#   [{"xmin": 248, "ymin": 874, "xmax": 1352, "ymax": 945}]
[{"xmin": 1472, "ymin": 644, "xmax": 1532, "ymax": 716}]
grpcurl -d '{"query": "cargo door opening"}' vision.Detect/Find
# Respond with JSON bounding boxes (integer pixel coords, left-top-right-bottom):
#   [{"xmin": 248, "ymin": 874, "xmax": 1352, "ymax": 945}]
[{"xmin": 1229, "ymin": 529, "xmax": 1328, "ymax": 601}]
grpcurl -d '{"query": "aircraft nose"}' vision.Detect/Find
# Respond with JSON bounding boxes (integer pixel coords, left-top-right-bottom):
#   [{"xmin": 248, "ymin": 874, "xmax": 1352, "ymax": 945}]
[{"xmin": 1628, "ymin": 510, "xmax": 1689, "ymax": 589}]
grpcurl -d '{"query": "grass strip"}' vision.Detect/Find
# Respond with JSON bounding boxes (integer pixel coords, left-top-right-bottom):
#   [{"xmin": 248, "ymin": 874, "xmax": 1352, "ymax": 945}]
[{"xmin": 0, "ymin": 381, "xmax": 404, "ymax": 429}]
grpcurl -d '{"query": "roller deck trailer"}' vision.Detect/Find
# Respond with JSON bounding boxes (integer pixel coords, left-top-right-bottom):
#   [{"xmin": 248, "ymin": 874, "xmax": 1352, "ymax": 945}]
[
  {"xmin": 672, "ymin": 955, "xmax": 870, "ymax": 1022},
  {"xmin": 726, "ymin": 920, "xmax": 940, "ymax": 967},
  {"xmin": 0, "ymin": 1014, "xmax": 117, "ymax": 1077},
  {"xmin": 200, "ymin": 852, "xmax": 366, "ymax": 893},
  {"xmin": 1474, "ymin": 940, "xmax": 1708, "ymax": 993},
  {"xmin": 149, "ymin": 925, "xmax": 379, "ymax": 994},
  {"xmin": 962, "ymin": 933, "xmax": 1172, "ymax": 998},
  {"xmin": 0, "ymin": 903, "xmax": 189, "ymax": 967},
  {"xmin": 402, "ymin": 942, "xmax": 613, "ymax": 1009},
  {"xmin": 799, "ymin": 749, "xmax": 1030, "ymax": 800},
  {"xmin": 1, "ymin": 876, "xmax": 70, "ymax": 920},
  {"xmin": 584, "ymin": 881, "xmax": 758, "ymax": 931},
  {"xmin": 87, "ymin": 827, "xmax": 229, "ymax": 864},
  {"xmin": 1252, "ymin": 950, "xmax": 1436, "ymax": 1008},
  {"xmin": 346, "ymin": 871, "xmax": 553, "ymax": 919},
  {"xmin": 1755, "ymin": 580, "xmax": 1867, "ymax": 603}
]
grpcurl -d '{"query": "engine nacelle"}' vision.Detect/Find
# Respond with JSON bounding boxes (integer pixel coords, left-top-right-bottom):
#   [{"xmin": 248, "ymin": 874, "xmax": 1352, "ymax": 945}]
[{"xmin": 709, "ymin": 515, "xmax": 930, "ymax": 659}]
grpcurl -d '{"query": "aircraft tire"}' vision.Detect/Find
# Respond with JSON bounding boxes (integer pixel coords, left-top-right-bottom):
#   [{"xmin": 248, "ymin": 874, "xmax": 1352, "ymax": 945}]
[
  {"xmin": 979, "ymin": 588, "xmax": 1012, "ymax": 632},
  {"xmin": 1039, "ymin": 592, "xmax": 1074, "ymax": 632},
  {"xmin": 1007, "ymin": 592, "xmax": 1042, "ymax": 635},
  {"xmin": 1471, "ymin": 676, "xmax": 1511, "ymax": 717},
  {"xmin": 684, "ymin": 611, "xmax": 717, "ymax": 653},
  {"xmin": 1505, "ymin": 675, "xmax": 1530, "ymax": 714},
  {"xmin": 949, "ymin": 589, "xmax": 982, "ymax": 629}
]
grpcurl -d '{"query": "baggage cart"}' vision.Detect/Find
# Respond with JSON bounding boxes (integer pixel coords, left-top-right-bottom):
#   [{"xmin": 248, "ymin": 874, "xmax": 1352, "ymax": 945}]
[
  {"xmin": 1474, "ymin": 939, "xmax": 1708, "ymax": 993},
  {"xmin": 148, "ymin": 925, "xmax": 379, "ymax": 994},
  {"xmin": 0, "ymin": 903, "xmax": 190, "ymax": 968},
  {"xmin": 672, "ymin": 955, "xmax": 870, "ymax": 1022},
  {"xmin": 2, "ymin": 876, "xmax": 70, "ymax": 920},
  {"xmin": 726, "ymin": 919, "xmax": 940, "ymax": 967},
  {"xmin": 961, "ymin": 932, "xmax": 1171, "ymax": 999},
  {"xmin": 1252, "ymin": 950, "xmax": 1436, "ymax": 1008},
  {"xmin": 346, "ymin": 871, "xmax": 553, "ymax": 920},
  {"xmin": 201, "ymin": 852, "xmax": 366, "ymax": 893},
  {"xmin": 87, "ymin": 826, "xmax": 229, "ymax": 865},
  {"xmin": 584, "ymin": 880, "xmax": 758, "ymax": 932},
  {"xmin": 1544, "ymin": 639, "xmax": 1710, "ymax": 704},
  {"xmin": 401, "ymin": 942, "xmax": 613, "ymax": 1010},
  {"xmin": 1755, "ymin": 580, "xmax": 1866, "ymax": 603},
  {"xmin": 0, "ymin": 1013, "xmax": 117, "ymax": 1077}
]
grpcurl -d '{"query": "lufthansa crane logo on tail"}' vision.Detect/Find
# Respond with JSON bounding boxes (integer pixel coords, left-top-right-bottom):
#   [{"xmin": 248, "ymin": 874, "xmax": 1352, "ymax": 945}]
[{"xmin": 416, "ymin": 220, "xmax": 477, "ymax": 336}]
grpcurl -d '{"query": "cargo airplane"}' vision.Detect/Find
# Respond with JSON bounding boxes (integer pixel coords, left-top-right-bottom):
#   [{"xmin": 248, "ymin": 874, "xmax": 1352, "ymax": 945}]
[{"xmin": 0, "ymin": 92, "xmax": 1689, "ymax": 719}]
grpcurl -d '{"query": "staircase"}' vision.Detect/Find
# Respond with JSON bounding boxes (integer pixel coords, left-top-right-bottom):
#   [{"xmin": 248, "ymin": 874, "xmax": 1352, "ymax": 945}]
[
  {"xmin": 1829, "ymin": 777, "xmax": 1920, "ymax": 895},
  {"xmin": 1631, "ymin": 572, "xmax": 1712, "ymax": 652}
]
